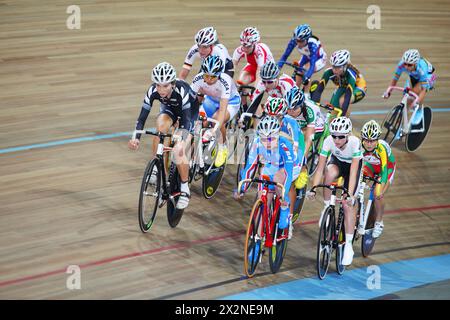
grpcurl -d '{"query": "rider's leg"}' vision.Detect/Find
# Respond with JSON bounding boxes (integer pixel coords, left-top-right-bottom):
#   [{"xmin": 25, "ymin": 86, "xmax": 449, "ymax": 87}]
[
  {"xmin": 153, "ymin": 113, "xmax": 173, "ymax": 155},
  {"xmin": 319, "ymin": 161, "xmax": 340, "ymax": 226},
  {"xmin": 173, "ymin": 133, "xmax": 193, "ymax": 209},
  {"xmin": 273, "ymin": 168, "xmax": 291, "ymax": 231}
]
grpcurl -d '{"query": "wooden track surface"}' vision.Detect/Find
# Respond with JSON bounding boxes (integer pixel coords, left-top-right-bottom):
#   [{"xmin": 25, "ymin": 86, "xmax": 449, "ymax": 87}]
[{"xmin": 1, "ymin": 0, "xmax": 449, "ymax": 299}]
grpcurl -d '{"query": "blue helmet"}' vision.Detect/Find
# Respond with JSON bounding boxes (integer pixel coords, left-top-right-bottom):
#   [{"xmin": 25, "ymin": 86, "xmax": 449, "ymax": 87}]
[
  {"xmin": 284, "ymin": 86, "xmax": 305, "ymax": 109},
  {"xmin": 201, "ymin": 55, "xmax": 224, "ymax": 76},
  {"xmin": 293, "ymin": 24, "xmax": 312, "ymax": 41}
]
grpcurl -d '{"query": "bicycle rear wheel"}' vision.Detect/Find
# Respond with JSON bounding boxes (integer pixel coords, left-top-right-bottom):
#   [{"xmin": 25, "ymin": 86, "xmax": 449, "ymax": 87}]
[
  {"xmin": 317, "ymin": 207, "xmax": 334, "ymax": 280},
  {"xmin": 307, "ymin": 139, "xmax": 320, "ymax": 177},
  {"xmin": 138, "ymin": 158, "xmax": 161, "ymax": 233},
  {"xmin": 292, "ymin": 186, "xmax": 307, "ymax": 224},
  {"xmin": 361, "ymin": 203, "xmax": 377, "ymax": 257},
  {"xmin": 381, "ymin": 104, "xmax": 403, "ymax": 145},
  {"xmin": 405, "ymin": 106, "xmax": 432, "ymax": 152},
  {"xmin": 166, "ymin": 162, "xmax": 184, "ymax": 228},
  {"xmin": 269, "ymin": 201, "xmax": 288, "ymax": 274},
  {"xmin": 244, "ymin": 199, "xmax": 265, "ymax": 278}
]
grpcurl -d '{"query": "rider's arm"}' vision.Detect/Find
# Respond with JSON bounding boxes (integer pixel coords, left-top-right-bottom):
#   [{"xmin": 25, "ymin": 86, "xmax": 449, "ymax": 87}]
[
  {"xmin": 311, "ymin": 136, "xmax": 332, "ymax": 189},
  {"xmin": 340, "ymin": 72, "xmax": 356, "ymax": 116},
  {"xmin": 303, "ymin": 42, "xmax": 319, "ymax": 80},
  {"xmin": 180, "ymin": 44, "xmax": 199, "ymax": 80},
  {"xmin": 280, "ymin": 141, "xmax": 294, "ymax": 201},
  {"xmin": 347, "ymin": 139, "xmax": 363, "ymax": 196},
  {"xmin": 389, "ymin": 61, "xmax": 404, "ymax": 87},
  {"xmin": 277, "ymin": 38, "xmax": 296, "ymax": 68},
  {"xmin": 135, "ymin": 86, "xmax": 156, "ymax": 139},
  {"xmin": 232, "ymin": 47, "xmax": 243, "ymax": 69}
]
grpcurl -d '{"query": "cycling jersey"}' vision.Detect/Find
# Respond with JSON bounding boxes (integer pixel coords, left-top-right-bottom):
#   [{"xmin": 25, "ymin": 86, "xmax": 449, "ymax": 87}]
[
  {"xmin": 393, "ymin": 58, "xmax": 435, "ymax": 90},
  {"xmin": 277, "ymin": 35, "xmax": 327, "ymax": 80},
  {"xmin": 135, "ymin": 80, "xmax": 199, "ymax": 138},
  {"xmin": 297, "ymin": 98, "xmax": 326, "ymax": 133},
  {"xmin": 190, "ymin": 72, "xmax": 240, "ymax": 119},
  {"xmin": 281, "ymin": 115, "xmax": 304, "ymax": 179},
  {"xmin": 363, "ymin": 139, "xmax": 396, "ymax": 185},
  {"xmin": 240, "ymin": 135, "xmax": 294, "ymax": 229},
  {"xmin": 320, "ymin": 135, "xmax": 363, "ymax": 163},
  {"xmin": 183, "ymin": 43, "xmax": 234, "ymax": 75},
  {"xmin": 233, "ymin": 43, "xmax": 275, "ymax": 83},
  {"xmin": 247, "ymin": 74, "xmax": 295, "ymax": 114}
]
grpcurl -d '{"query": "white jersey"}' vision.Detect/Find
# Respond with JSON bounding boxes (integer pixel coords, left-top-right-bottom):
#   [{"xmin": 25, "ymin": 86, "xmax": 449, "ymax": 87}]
[
  {"xmin": 304, "ymin": 98, "xmax": 326, "ymax": 131},
  {"xmin": 190, "ymin": 72, "xmax": 238, "ymax": 101},
  {"xmin": 320, "ymin": 135, "xmax": 363, "ymax": 163},
  {"xmin": 183, "ymin": 43, "xmax": 231, "ymax": 70},
  {"xmin": 252, "ymin": 74, "xmax": 295, "ymax": 101}
]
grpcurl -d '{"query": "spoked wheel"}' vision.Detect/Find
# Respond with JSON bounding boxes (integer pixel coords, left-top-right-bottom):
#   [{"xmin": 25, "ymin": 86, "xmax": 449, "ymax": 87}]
[
  {"xmin": 335, "ymin": 220, "xmax": 346, "ymax": 275},
  {"xmin": 166, "ymin": 162, "xmax": 184, "ymax": 228},
  {"xmin": 244, "ymin": 199, "xmax": 265, "ymax": 278},
  {"xmin": 381, "ymin": 104, "xmax": 404, "ymax": 145},
  {"xmin": 317, "ymin": 207, "xmax": 334, "ymax": 280},
  {"xmin": 138, "ymin": 158, "xmax": 161, "ymax": 233},
  {"xmin": 307, "ymin": 139, "xmax": 320, "ymax": 177},
  {"xmin": 269, "ymin": 202, "xmax": 288, "ymax": 274},
  {"xmin": 405, "ymin": 106, "xmax": 432, "ymax": 152},
  {"xmin": 361, "ymin": 203, "xmax": 377, "ymax": 257}
]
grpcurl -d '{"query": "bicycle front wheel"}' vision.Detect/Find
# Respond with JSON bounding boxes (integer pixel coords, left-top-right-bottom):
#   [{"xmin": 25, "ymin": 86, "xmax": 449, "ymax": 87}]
[
  {"xmin": 269, "ymin": 202, "xmax": 288, "ymax": 274},
  {"xmin": 335, "ymin": 220, "xmax": 346, "ymax": 275},
  {"xmin": 317, "ymin": 207, "xmax": 334, "ymax": 280},
  {"xmin": 244, "ymin": 199, "xmax": 265, "ymax": 278},
  {"xmin": 381, "ymin": 104, "xmax": 403, "ymax": 145},
  {"xmin": 138, "ymin": 158, "xmax": 161, "ymax": 233},
  {"xmin": 361, "ymin": 202, "xmax": 377, "ymax": 257},
  {"xmin": 167, "ymin": 162, "xmax": 184, "ymax": 228}
]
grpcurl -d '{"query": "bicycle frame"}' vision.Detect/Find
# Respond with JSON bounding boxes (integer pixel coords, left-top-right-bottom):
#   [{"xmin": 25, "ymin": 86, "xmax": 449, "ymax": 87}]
[
  {"xmin": 191, "ymin": 113, "xmax": 220, "ymax": 176},
  {"xmin": 386, "ymin": 86, "xmax": 423, "ymax": 135},
  {"xmin": 239, "ymin": 178, "xmax": 286, "ymax": 248},
  {"xmin": 357, "ymin": 175, "xmax": 380, "ymax": 235}
]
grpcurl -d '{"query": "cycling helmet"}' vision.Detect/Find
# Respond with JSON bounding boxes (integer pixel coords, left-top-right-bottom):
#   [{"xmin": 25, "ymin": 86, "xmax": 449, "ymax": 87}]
[
  {"xmin": 293, "ymin": 24, "xmax": 312, "ymax": 41},
  {"xmin": 151, "ymin": 62, "xmax": 176, "ymax": 84},
  {"xmin": 195, "ymin": 27, "xmax": 218, "ymax": 46},
  {"xmin": 361, "ymin": 120, "xmax": 382, "ymax": 140},
  {"xmin": 260, "ymin": 61, "xmax": 280, "ymax": 80},
  {"xmin": 330, "ymin": 49, "xmax": 351, "ymax": 67},
  {"xmin": 257, "ymin": 115, "xmax": 281, "ymax": 136},
  {"xmin": 329, "ymin": 116, "xmax": 352, "ymax": 135},
  {"xmin": 284, "ymin": 86, "xmax": 305, "ymax": 109},
  {"xmin": 264, "ymin": 97, "xmax": 288, "ymax": 116},
  {"xmin": 402, "ymin": 49, "xmax": 420, "ymax": 65},
  {"xmin": 201, "ymin": 55, "xmax": 224, "ymax": 76},
  {"xmin": 240, "ymin": 27, "xmax": 260, "ymax": 46}
]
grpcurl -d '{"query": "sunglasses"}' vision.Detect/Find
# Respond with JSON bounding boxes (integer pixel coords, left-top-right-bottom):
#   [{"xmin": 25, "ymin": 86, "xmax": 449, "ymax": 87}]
[
  {"xmin": 404, "ymin": 63, "xmax": 414, "ymax": 67},
  {"xmin": 203, "ymin": 74, "xmax": 217, "ymax": 80},
  {"xmin": 262, "ymin": 80, "xmax": 276, "ymax": 84},
  {"xmin": 363, "ymin": 139, "xmax": 377, "ymax": 143},
  {"xmin": 331, "ymin": 135, "xmax": 347, "ymax": 140},
  {"xmin": 260, "ymin": 136, "xmax": 276, "ymax": 143}
]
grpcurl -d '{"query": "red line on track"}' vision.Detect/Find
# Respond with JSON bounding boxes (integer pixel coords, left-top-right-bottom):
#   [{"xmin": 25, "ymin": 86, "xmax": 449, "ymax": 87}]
[{"xmin": 1, "ymin": 204, "xmax": 449, "ymax": 289}]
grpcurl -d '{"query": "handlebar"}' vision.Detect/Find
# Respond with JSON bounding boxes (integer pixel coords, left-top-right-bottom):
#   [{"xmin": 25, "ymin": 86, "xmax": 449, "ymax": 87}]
[
  {"xmin": 237, "ymin": 84, "xmax": 256, "ymax": 97},
  {"xmin": 362, "ymin": 175, "xmax": 381, "ymax": 184},
  {"xmin": 384, "ymin": 86, "xmax": 419, "ymax": 106},
  {"xmin": 239, "ymin": 112, "xmax": 260, "ymax": 123},
  {"xmin": 238, "ymin": 178, "xmax": 286, "ymax": 200},
  {"xmin": 283, "ymin": 62, "xmax": 306, "ymax": 73},
  {"xmin": 132, "ymin": 129, "xmax": 172, "ymax": 141},
  {"xmin": 198, "ymin": 112, "xmax": 220, "ymax": 132},
  {"xmin": 306, "ymin": 99, "xmax": 343, "ymax": 117},
  {"xmin": 310, "ymin": 184, "xmax": 349, "ymax": 195}
]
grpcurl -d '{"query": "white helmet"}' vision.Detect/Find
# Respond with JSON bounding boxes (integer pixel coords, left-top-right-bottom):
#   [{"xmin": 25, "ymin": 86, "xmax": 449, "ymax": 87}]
[
  {"xmin": 257, "ymin": 115, "xmax": 281, "ymax": 136},
  {"xmin": 195, "ymin": 27, "xmax": 217, "ymax": 46},
  {"xmin": 329, "ymin": 116, "xmax": 352, "ymax": 135},
  {"xmin": 330, "ymin": 49, "xmax": 351, "ymax": 67},
  {"xmin": 151, "ymin": 62, "xmax": 176, "ymax": 84},
  {"xmin": 402, "ymin": 49, "xmax": 420, "ymax": 65},
  {"xmin": 240, "ymin": 27, "xmax": 260, "ymax": 46}
]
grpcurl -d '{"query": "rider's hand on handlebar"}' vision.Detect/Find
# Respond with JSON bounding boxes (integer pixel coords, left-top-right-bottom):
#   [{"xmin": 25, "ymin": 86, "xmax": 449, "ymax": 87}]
[
  {"xmin": 302, "ymin": 77, "xmax": 310, "ymax": 86},
  {"xmin": 128, "ymin": 139, "xmax": 140, "ymax": 150},
  {"xmin": 306, "ymin": 190, "xmax": 316, "ymax": 200},
  {"xmin": 382, "ymin": 88, "xmax": 392, "ymax": 99},
  {"xmin": 292, "ymin": 61, "xmax": 299, "ymax": 67},
  {"xmin": 233, "ymin": 189, "xmax": 244, "ymax": 201},
  {"xmin": 346, "ymin": 195, "xmax": 356, "ymax": 206}
]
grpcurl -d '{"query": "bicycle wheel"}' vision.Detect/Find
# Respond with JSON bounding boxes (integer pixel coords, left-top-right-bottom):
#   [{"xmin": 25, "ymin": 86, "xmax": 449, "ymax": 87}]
[
  {"xmin": 244, "ymin": 199, "xmax": 265, "ymax": 278},
  {"xmin": 307, "ymin": 139, "xmax": 320, "ymax": 176},
  {"xmin": 166, "ymin": 162, "xmax": 184, "ymax": 228},
  {"xmin": 405, "ymin": 106, "xmax": 432, "ymax": 152},
  {"xmin": 381, "ymin": 104, "xmax": 403, "ymax": 145},
  {"xmin": 335, "ymin": 212, "xmax": 346, "ymax": 275},
  {"xmin": 292, "ymin": 186, "xmax": 307, "ymax": 224},
  {"xmin": 269, "ymin": 200, "xmax": 288, "ymax": 274},
  {"xmin": 361, "ymin": 203, "xmax": 377, "ymax": 257},
  {"xmin": 317, "ymin": 207, "xmax": 334, "ymax": 280},
  {"xmin": 138, "ymin": 158, "xmax": 161, "ymax": 233}
]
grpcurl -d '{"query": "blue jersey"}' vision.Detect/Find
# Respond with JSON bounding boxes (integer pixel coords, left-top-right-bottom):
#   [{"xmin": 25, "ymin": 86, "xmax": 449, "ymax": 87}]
[
  {"xmin": 281, "ymin": 115, "xmax": 304, "ymax": 170},
  {"xmin": 393, "ymin": 58, "xmax": 434, "ymax": 89},
  {"xmin": 240, "ymin": 136, "xmax": 294, "ymax": 199},
  {"xmin": 277, "ymin": 36, "xmax": 325, "ymax": 80}
]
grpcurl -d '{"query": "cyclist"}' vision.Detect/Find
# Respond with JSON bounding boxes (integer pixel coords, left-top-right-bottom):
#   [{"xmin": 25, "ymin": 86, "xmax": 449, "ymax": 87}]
[
  {"xmin": 179, "ymin": 26, "xmax": 234, "ymax": 80},
  {"xmin": 310, "ymin": 49, "xmax": 367, "ymax": 116},
  {"xmin": 233, "ymin": 27, "xmax": 275, "ymax": 86},
  {"xmin": 284, "ymin": 86, "xmax": 326, "ymax": 173},
  {"xmin": 128, "ymin": 62, "xmax": 199, "ymax": 210},
  {"xmin": 246, "ymin": 61, "xmax": 295, "ymax": 116},
  {"xmin": 360, "ymin": 120, "xmax": 396, "ymax": 238},
  {"xmin": 277, "ymin": 24, "xmax": 327, "ymax": 93},
  {"xmin": 235, "ymin": 115, "xmax": 294, "ymax": 239},
  {"xmin": 190, "ymin": 55, "xmax": 241, "ymax": 167},
  {"xmin": 263, "ymin": 97, "xmax": 305, "ymax": 227},
  {"xmin": 307, "ymin": 117, "xmax": 363, "ymax": 266},
  {"xmin": 383, "ymin": 49, "xmax": 436, "ymax": 123}
]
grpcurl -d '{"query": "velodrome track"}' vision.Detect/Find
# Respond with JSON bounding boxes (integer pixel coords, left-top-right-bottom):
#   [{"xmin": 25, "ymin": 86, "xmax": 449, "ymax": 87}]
[{"xmin": 0, "ymin": 0, "xmax": 449, "ymax": 299}]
